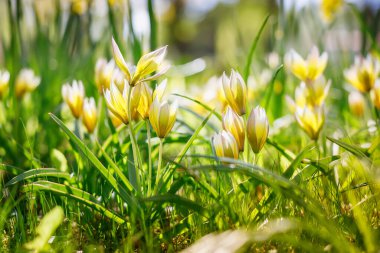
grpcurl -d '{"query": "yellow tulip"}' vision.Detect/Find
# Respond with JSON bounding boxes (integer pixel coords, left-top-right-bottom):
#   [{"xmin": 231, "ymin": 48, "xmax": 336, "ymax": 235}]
[
  {"xmin": 295, "ymin": 77, "xmax": 331, "ymax": 108},
  {"xmin": 247, "ymin": 106, "xmax": 269, "ymax": 153},
  {"xmin": 61, "ymin": 80, "xmax": 85, "ymax": 119},
  {"xmin": 321, "ymin": 0, "xmax": 344, "ymax": 22},
  {"xmin": 82, "ymin": 97, "xmax": 97, "ymax": 133},
  {"xmin": 370, "ymin": 80, "xmax": 380, "ymax": 109},
  {"xmin": 112, "ymin": 38, "xmax": 168, "ymax": 87},
  {"xmin": 133, "ymin": 82, "xmax": 153, "ymax": 120},
  {"xmin": 295, "ymin": 106, "xmax": 325, "ymax": 140},
  {"xmin": 0, "ymin": 70, "xmax": 10, "ymax": 98},
  {"xmin": 348, "ymin": 91, "xmax": 365, "ymax": 117},
  {"xmin": 15, "ymin": 69, "xmax": 41, "ymax": 99},
  {"xmin": 344, "ymin": 55, "xmax": 380, "ymax": 93},
  {"xmin": 104, "ymin": 82, "xmax": 132, "ymax": 125},
  {"xmin": 222, "ymin": 70, "xmax": 247, "ymax": 116},
  {"xmin": 212, "ymin": 130, "xmax": 239, "ymax": 160},
  {"xmin": 95, "ymin": 58, "xmax": 115, "ymax": 94},
  {"xmin": 149, "ymin": 98, "xmax": 177, "ymax": 138},
  {"xmin": 285, "ymin": 46, "xmax": 328, "ymax": 83},
  {"xmin": 108, "ymin": 110, "xmax": 123, "ymax": 128},
  {"xmin": 222, "ymin": 106, "xmax": 245, "ymax": 152}
]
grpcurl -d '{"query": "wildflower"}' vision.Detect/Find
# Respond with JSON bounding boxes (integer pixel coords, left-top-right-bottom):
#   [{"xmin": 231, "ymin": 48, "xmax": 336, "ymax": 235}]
[
  {"xmin": 212, "ymin": 130, "xmax": 239, "ymax": 160},
  {"xmin": 104, "ymin": 82, "xmax": 131, "ymax": 124},
  {"xmin": 344, "ymin": 55, "xmax": 380, "ymax": 93},
  {"xmin": 348, "ymin": 91, "xmax": 365, "ymax": 117},
  {"xmin": 370, "ymin": 80, "xmax": 380, "ymax": 109},
  {"xmin": 133, "ymin": 83, "xmax": 153, "ymax": 120},
  {"xmin": 108, "ymin": 110, "xmax": 123, "ymax": 128},
  {"xmin": 0, "ymin": 70, "xmax": 10, "ymax": 98},
  {"xmin": 321, "ymin": 0, "xmax": 344, "ymax": 22},
  {"xmin": 222, "ymin": 70, "xmax": 247, "ymax": 116},
  {"xmin": 285, "ymin": 47, "xmax": 328, "ymax": 83},
  {"xmin": 295, "ymin": 106, "xmax": 325, "ymax": 140},
  {"xmin": 112, "ymin": 38, "xmax": 168, "ymax": 87},
  {"xmin": 247, "ymin": 106, "xmax": 269, "ymax": 153},
  {"xmin": 15, "ymin": 69, "xmax": 41, "ymax": 99},
  {"xmin": 95, "ymin": 58, "xmax": 115, "ymax": 94},
  {"xmin": 222, "ymin": 106, "xmax": 245, "ymax": 152},
  {"xmin": 294, "ymin": 77, "xmax": 331, "ymax": 108},
  {"xmin": 61, "ymin": 80, "xmax": 85, "ymax": 119},
  {"xmin": 149, "ymin": 98, "xmax": 177, "ymax": 138},
  {"xmin": 71, "ymin": 0, "xmax": 88, "ymax": 15},
  {"xmin": 82, "ymin": 97, "xmax": 97, "ymax": 133}
]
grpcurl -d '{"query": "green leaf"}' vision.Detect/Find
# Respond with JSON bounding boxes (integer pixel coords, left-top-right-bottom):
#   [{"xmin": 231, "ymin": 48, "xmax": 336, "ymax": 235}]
[
  {"xmin": 283, "ymin": 143, "xmax": 315, "ymax": 179},
  {"xmin": 243, "ymin": 14, "xmax": 270, "ymax": 83},
  {"xmin": 22, "ymin": 181, "xmax": 126, "ymax": 224},
  {"xmin": 327, "ymin": 136, "xmax": 369, "ymax": 160},
  {"xmin": 5, "ymin": 168, "xmax": 72, "ymax": 187},
  {"xmin": 49, "ymin": 113, "xmax": 140, "ymax": 210}
]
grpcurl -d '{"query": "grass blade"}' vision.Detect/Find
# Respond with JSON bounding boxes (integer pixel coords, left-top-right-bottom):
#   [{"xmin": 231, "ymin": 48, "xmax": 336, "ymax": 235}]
[{"xmin": 5, "ymin": 168, "xmax": 72, "ymax": 187}]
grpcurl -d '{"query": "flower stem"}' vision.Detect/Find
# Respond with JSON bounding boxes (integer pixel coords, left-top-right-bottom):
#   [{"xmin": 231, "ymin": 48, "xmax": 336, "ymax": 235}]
[
  {"xmin": 146, "ymin": 120, "xmax": 152, "ymax": 196},
  {"xmin": 155, "ymin": 138, "xmax": 164, "ymax": 194}
]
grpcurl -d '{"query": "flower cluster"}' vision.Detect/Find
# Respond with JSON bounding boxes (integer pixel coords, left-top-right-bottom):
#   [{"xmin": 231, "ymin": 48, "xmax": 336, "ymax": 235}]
[
  {"xmin": 0, "ymin": 68, "xmax": 40, "ymax": 100},
  {"xmin": 286, "ymin": 46, "xmax": 329, "ymax": 140},
  {"xmin": 213, "ymin": 70, "xmax": 269, "ymax": 161}
]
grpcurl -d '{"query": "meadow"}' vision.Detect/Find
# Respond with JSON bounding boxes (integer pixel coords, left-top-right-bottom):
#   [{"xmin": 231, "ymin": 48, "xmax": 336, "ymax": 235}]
[{"xmin": 1, "ymin": 0, "xmax": 380, "ymax": 252}]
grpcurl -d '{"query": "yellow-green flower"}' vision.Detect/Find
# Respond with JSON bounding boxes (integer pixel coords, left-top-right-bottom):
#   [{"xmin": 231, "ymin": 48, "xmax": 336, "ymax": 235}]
[
  {"xmin": 62, "ymin": 80, "xmax": 85, "ymax": 119},
  {"xmin": 112, "ymin": 38, "xmax": 168, "ymax": 87},
  {"xmin": 321, "ymin": 0, "xmax": 344, "ymax": 22},
  {"xmin": 348, "ymin": 91, "xmax": 365, "ymax": 117},
  {"xmin": 82, "ymin": 97, "xmax": 97, "ymax": 133},
  {"xmin": 108, "ymin": 110, "xmax": 123, "ymax": 128},
  {"xmin": 104, "ymin": 82, "xmax": 131, "ymax": 124},
  {"xmin": 0, "ymin": 70, "xmax": 10, "ymax": 98},
  {"xmin": 370, "ymin": 80, "xmax": 380, "ymax": 109},
  {"xmin": 149, "ymin": 98, "xmax": 177, "ymax": 139},
  {"xmin": 15, "ymin": 69, "xmax": 41, "ymax": 99},
  {"xmin": 95, "ymin": 58, "xmax": 115, "ymax": 94},
  {"xmin": 71, "ymin": 0, "xmax": 88, "ymax": 15},
  {"xmin": 247, "ymin": 106, "xmax": 269, "ymax": 154},
  {"xmin": 344, "ymin": 55, "xmax": 380, "ymax": 93},
  {"xmin": 212, "ymin": 130, "xmax": 239, "ymax": 160},
  {"xmin": 133, "ymin": 82, "xmax": 153, "ymax": 120},
  {"xmin": 295, "ymin": 77, "xmax": 331, "ymax": 108},
  {"xmin": 285, "ymin": 47, "xmax": 328, "ymax": 83},
  {"xmin": 222, "ymin": 70, "xmax": 247, "ymax": 116},
  {"xmin": 295, "ymin": 105, "xmax": 325, "ymax": 140},
  {"xmin": 222, "ymin": 106, "xmax": 245, "ymax": 152}
]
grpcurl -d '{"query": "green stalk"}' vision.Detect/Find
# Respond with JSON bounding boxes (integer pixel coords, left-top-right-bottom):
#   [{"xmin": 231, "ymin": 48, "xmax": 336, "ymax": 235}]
[
  {"xmin": 146, "ymin": 120, "xmax": 152, "ymax": 196},
  {"xmin": 155, "ymin": 138, "xmax": 163, "ymax": 194},
  {"xmin": 147, "ymin": 0, "xmax": 157, "ymax": 50}
]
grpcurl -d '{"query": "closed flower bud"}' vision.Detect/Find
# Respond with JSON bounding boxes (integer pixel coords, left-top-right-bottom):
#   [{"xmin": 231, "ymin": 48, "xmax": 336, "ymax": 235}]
[
  {"xmin": 212, "ymin": 130, "xmax": 239, "ymax": 160},
  {"xmin": 222, "ymin": 70, "xmax": 247, "ymax": 116},
  {"xmin": 82, "ymin": 97, "xmax": 97, "ymax": 133},
  {"xmin": 112, "ymin": 38, "xmax": 169, "ymax": 87},
  {"xmin": 62, "ymin": 80, "xmax": 85, "ymax": 118},
  {"xmin": 222, "ymin": 106, "xmax": 245, "ymax": 152},
  {"xmin": 95, "ymin": 58, "xmax": 115, "ymax": 94},
  {"xmin": 370, "ymin": 80, "xmax": 380, "ymax": 109},
  {"xmin": 295, "ymin": 106, "xmax": 325, "ymax": 140},
  {"xmin": 349, "ymin": 91, "xmax": 365, "ymax": 117},
  {"xmin": 0, "ymin": 70, "xmax": 10, "ymax": 98},
  {"xmin": 295, "ymin": 77, "xmax": 330, "ymax": 108},
  {"xmin": 149, "ymin": 98, "xmax": 177, "ymax": 138},
  {"xmin": 344, "ymin": 55, "xmax": 380, "ymax": 93},
  {"xmin": 133, "ymin": 83, "xmax": 153, "ymax": 120},
  {"xmin": 285, "ymin": 46, "xmax": 328, "ymax": 83},
  {"xmin": 15, "ymin": 69, "xmax": 41, "ymax": 99},
  {"xmin": 247, "ymin": 106, "xmax": 269, "ymax": 153}
]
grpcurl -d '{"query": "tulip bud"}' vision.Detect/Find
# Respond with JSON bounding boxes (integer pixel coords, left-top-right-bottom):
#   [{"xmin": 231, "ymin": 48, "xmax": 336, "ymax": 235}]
[
  {"xmin": 370, "ymin": 80, "xmax": 380, "ymax": 109},
  {"xmin": 95, "ymin": 58, "xmax": 115, "ymax": 94},
  {"xmin": 82, "ymin": 97, "xmax": 97, "ymax": 133},
  {"xmin": 15, "ymin": 69, "xmax": 41, "ymax": 99},
  {"xmin": 62, "ymin": 80, "xmax": 85, "ymax": 118},
  {"xmin": 348, "ymin": 91, "xmax": 365, "ymax": 117},
  {"xmin": 222, "ymin": 106, "xmax": 245, "ymax": 152},
  {"xmin": 212, "ymin": 130, "xmax": 239, "ymax": 160},
  {"xmin": 285, "ymin": 46, "xmax": 328, "ymax": 83},
  {"xmin": 247, "ymin": 106, "xmax": 269, "ymax": 153},
  {"xmin": 149, "ymin": 98, "xmax": 177, "ymax": 138},
  {"xmin": 295, "ymin": 106, "xmax": 325, "ymax": 140},
  {"xmin": 133, "ymin": 83, "xmax": 153, "ymax": 120},
  {"xmin": 222, "ymin": 70, "xmax": 247, "ymax": 116},
  {"xmin": 0, "ymin": 70, "xmax": 10, "ymax": 99},
  {"xmin": 295, "ymin": 77, "xmax": 330, "ymax": 108},
  {"xmin": 104, "ymin": 82, "xmax": 130, "ymax": 124},
  {"xmin": 112, "ymin": 38, "xmax": 132, "ymax": 83},
  {"xmin": 344, "ymin": 55, "xmax": 380, "ymax": 93}
]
